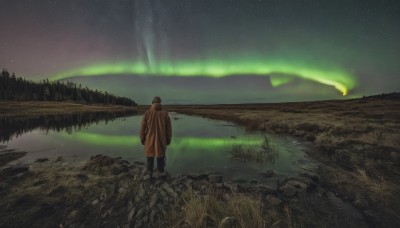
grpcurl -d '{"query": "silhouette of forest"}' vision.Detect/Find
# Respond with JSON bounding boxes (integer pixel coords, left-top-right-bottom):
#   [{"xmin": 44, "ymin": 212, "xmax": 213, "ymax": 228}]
[
  {"xmin": 0, "ymin": 111, "xmax": 137, "ymax": 142},
  {"xmin": 0, "ymin": 69, "xmax": 137, "ymax": 106}
]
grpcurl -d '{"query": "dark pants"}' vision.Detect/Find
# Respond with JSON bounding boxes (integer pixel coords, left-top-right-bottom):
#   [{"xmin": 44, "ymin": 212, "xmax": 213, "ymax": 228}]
[{"xmin": 147, "ymin": 157, "xmax": 165, "ymax": 173}]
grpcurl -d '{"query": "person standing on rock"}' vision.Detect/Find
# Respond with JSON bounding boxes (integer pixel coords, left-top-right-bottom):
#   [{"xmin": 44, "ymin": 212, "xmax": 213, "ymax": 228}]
[{"xmin": 140, "ymin": 96, "xmax": 172, "ymax": 179}]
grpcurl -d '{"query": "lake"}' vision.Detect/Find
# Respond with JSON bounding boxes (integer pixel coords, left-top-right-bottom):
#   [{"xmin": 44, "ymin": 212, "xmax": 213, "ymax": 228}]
[{"xmin": 1, "ymin": 113, "xmax": 318, "ymax": 184}]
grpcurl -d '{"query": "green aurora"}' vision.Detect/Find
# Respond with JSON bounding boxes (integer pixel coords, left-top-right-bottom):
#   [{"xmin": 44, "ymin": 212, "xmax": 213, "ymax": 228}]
[
  {"xmin": 62, "ymin": 132, "xmax": 263, "ymax": 149},
  {"xmin": 50, "ymin": 59, "xmax": 357, "ymax": 96}
]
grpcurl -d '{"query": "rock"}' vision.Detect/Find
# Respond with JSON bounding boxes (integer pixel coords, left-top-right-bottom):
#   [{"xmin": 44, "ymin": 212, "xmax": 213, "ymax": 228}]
[
  {"xmin": 0, "ymin": 151, "xmax": 27, "ymax": 166},
  {"xmin": 138, "ymin": 184, "xmax": 145, "ymax": 197},
  {"xmin": 278, "ymin": 179, "xmax": 309, "ymax": 197},
  {"xmin": 266, "ymin": 195, "xmax": 282, "ymax": 206},
  {"xmin": 134, "ymin": 161, "xmax": 144, "ymax": 165},
  {"xmin": 162, "ymin": 183, "xmax": 178, "ymax": 198},
  {"xmin": 118, "ymin": 187, "xmax": 126, "ymax": 194},
  {"xmin": 232, "ymin": 177, "xmax": 247, "ymax": 183},
  {"xmin": 261, "ymin": 169, "xmax": 275, "ymax": 178},
  {"xmin": 135, "ymin": 220, "xmax": 144, "ymax": 227},
  {"xmin": 101, "ymin": 209, "xmax": 112, "ymax": 219},
  {"xmin": 118, "ymin": 159, "xmax": 130, "ymax": 165},
  {"xmin": 92, "ymin": 199, "xmax": 99, "ymax": 205},
  {"xmin": 208, "ymin": 174, "xmax": 223, "ymax": 183},
  {"xmin": 100, "ymin": 192, "xmax": 107, "ymax": 201},
  {"xmin": 187, "ymin": 172, "xmax": 207, "ymax": 180},
  {"xmin": 327, "ymin": 191, "xmax": 365, "ymax": 223},
  {"xmin": 75, "ymin": 174, "xmax": 89, "ymax": 181},
  {"xmin": 128, "ymin": 207, "xmax": 136, "ymax": 222},
  {"xmin": 136, "ymin": 206, "xmax": 149, "ymax": 222},
  {"xmin": 279, "ymin": 184, "xmax": 297, "ymax": 197},
  {"xmin": 223, "ymin": 182, "xmax": 238, "ymax": 192},
  {"xmin": 64, "ymin": 210, "xmax": 79, "ymax": 226},
  {"xmin": 305, "ymin": 133, "xmax": 316, "ymax": 141},
  {"xmin": 157, "ymin": 205, "xmax": 167, "ymax": 216},
  {"xmin": 83, "ymin": 155, "xmax": 119, "ymax": 171},
  {"xmin": 128, "ymin": 200, "xmax": 134, "ymax": 208},
  {"xmin": 245, "ymin": 186, "xmax": 258, "ymax": 192},
  {"xmin": 143, "ymin": 173, "xmax": 152, "ymax": 181},
  {"xmin": 149, "ymin": 209, "xmax": 158, "ymax": 224},
  {"xmin": 299, "ymin": 171, "xmax": 319, "ymax": 182},
  {"xmin": 111, "ymin": 165, "xmax": 129, "ymax": 175},
  {"xmin": 160, "ymin": 190, "xmax": 167, "ymax": 198},
  {"xmin": 237, "ymin": 184, "xmax": 246, "ymax": 192},
  {"xmin": 154, "ymin": 172, "xmax": 168, "ymax": 180},
  {"xmin": 294, "ymin": 130, "xmax": 306, "ymax": 137},
  {"xmin": 48, "ymin": 186, "xmax": 67, "ymax": 196},
  {"xmin": 35, "ymin": 158, "xmax": 49, "ymax": 163},
  {"xmin": 1, "ymin": 166, "xmax": 29, "ymax": 176},
  {"xmin": 149, "ymin": 194, "xmax": 159, "ymax": 208},
  {"xmin": 220, "ymin": 217, "xmax": 238, "ymax": 227},
  {"xmin": 258, "ymin": 185, "xmax": 276, "ymax": 195},
  {"xmin": 249, "ymin": 179, "xmax": 259, "ymax": 184},
  {"xmin": 288, "ymin": 180, "xmax": 308, "ymax": 189}
]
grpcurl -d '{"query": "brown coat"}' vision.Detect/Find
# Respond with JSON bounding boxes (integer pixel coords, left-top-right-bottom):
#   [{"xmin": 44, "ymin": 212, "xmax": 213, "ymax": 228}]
[{"xmin": 140, "ymin": 103, "xmax": 172, "ymax": 158}]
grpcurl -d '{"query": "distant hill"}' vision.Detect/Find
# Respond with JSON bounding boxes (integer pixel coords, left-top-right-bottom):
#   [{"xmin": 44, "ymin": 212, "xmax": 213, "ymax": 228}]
[
  {"xmin": 0, "ymin": 69, "xmax": 137, "ymax": 106},
  {"xmin": 360, "ymin": 92, "xmax": 400, "ymax": 100}
]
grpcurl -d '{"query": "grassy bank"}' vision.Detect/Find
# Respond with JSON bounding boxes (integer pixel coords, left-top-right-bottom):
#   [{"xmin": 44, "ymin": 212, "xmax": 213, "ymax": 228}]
[
  {"xmin": 0, "ymin": 154, "xmax": 366, "ymax": 227},
  {"xmin": 166, "ymin": 96, "xmax": 400, "ymax": 226},
  {"xmin": 0, "ymin": 101, "xmax": 137, "ymax": 118}
]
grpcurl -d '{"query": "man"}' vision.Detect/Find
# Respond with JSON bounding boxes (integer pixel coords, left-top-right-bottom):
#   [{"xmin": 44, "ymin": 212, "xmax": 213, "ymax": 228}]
[{"xmin": 140, "ymin": 96, "xmax": 172, "ymax": 179}]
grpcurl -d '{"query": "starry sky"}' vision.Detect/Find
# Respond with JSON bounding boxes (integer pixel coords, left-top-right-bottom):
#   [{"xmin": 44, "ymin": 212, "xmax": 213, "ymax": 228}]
[{"xmin": 1, "ymin": 0, "xmax": 399, "ymax": 104}]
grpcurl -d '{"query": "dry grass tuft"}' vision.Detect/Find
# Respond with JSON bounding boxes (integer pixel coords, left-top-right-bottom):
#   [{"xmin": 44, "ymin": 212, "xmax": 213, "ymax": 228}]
[
  {"xmin": 230, "ymin": 136, "xmax": 278, "ymax": 163},
  {"xmin": 353, "ymin": 167, "xmax": 392, "ymax": 206},
  {"xmin": 227, "ymin": 193, "xmax": 266, "ymax": 228},
  {"xmin": 180, "ymin": 189, "xmax": 275, "ymax": 228},
  {"xmin": 283, "ymin": 204, "xmax": 294, "ymax": 228},
  {"xmin": 181, "ymin": 190, "xmax": 215, "ymax": 227}
]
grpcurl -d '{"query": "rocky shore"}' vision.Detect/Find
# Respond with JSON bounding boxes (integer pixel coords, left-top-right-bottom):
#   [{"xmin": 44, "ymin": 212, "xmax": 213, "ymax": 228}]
[{"xmin": 0, "ymin": 153, "xmax": 370, "ymax": 227}]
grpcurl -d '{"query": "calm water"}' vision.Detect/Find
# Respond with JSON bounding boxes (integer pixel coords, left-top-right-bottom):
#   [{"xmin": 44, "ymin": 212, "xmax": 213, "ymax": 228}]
[{"xmin": 1, "ymin": 113, "xmax": 317, "ymax": 183}]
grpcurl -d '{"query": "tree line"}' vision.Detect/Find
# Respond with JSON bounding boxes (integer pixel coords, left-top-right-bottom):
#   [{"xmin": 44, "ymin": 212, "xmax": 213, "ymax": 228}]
[
  {"xmin": 0, "ymin": 111, "xmax": 137, "ymax": 142},
  {"xmin": 0, "ymin": 69, "xmax": 137, "ymax": 106}
]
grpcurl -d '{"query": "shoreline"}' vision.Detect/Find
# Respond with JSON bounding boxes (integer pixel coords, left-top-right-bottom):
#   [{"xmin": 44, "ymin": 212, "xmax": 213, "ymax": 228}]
[{"xmin": 0, "ymin": 153, "xmax": 366, "ymax": 227}]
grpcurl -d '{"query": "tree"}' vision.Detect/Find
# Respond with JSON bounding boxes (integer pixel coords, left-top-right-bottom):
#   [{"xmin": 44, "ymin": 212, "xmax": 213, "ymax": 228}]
[{"xmin": 0, "ymin": 69, "xmax": 137, "ymax": 106}]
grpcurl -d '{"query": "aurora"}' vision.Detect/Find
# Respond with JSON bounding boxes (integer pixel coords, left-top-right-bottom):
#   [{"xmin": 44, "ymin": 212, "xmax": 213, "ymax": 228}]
[
  {"xmin": 49, "ymin": 58, "xmax": 357, "ymax": 96},
  {"xmin": 62, "ymin": 132, "xmax": 264, "ymax": 149}
]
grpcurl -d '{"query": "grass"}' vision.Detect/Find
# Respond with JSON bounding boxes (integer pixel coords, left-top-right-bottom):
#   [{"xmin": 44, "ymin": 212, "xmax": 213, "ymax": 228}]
[
  {"xmin": 283, "ymin": 204, "xmax": 294, "ymax": 228},
  {"xmin": 227, "ymin": 193, "xmax": 266, "ymax": 228},
  {"xmin": 166, "ymin": 97, "xmax": 400, "ymax": 227},
  {"xmin": 353, "ymin": 167, "xmax": 392, "ymax": 207},
  {"xmin": 230, "ymin": 136, "xmax": 278, "ymax": 163},
  {"xmin": 180, "ymin": 188, "xmax": 274, "ymax": 228}
]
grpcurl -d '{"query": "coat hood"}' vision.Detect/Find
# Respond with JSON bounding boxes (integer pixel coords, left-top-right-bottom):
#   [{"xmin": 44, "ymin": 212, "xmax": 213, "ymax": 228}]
[{"xmin": 151, "ymin": 103, "xmax": 162, "ymax": 111}]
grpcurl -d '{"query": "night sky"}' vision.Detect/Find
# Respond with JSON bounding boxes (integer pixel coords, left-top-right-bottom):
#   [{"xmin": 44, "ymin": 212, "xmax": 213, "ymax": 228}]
[{"xmin": 1, "ymin": 0, "xmax": 399, "ymax": 104}]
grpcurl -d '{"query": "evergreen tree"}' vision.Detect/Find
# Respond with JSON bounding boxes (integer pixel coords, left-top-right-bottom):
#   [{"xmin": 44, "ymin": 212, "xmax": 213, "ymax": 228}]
[{"xmin": 0, "ymin": 69, "xmax": 137, "ymax": 106}]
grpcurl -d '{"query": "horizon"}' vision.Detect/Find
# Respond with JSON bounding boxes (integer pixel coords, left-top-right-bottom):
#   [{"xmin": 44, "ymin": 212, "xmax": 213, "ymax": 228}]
[{"xmin": 3, "ymin": 69, "xmax": 397, "ymax": 105}]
